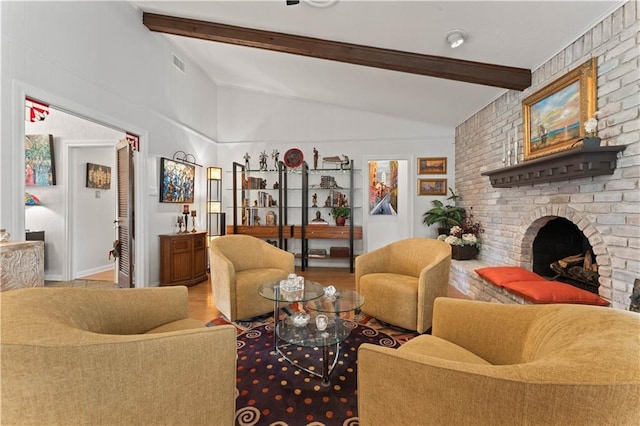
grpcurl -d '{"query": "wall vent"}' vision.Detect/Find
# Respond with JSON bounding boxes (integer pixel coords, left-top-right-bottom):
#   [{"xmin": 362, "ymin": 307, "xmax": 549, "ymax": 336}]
[{"xmin": 172, "ymin": 54, "xmax": 185, "ymax": 73}]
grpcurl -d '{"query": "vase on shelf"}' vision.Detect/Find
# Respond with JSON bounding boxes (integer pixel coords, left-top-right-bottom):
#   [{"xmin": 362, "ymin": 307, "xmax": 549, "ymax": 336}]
[
  {"xmin": 335, "ymin": 216, "xmax": 346, "ymax": 226},
  {"xmin": 451, "ymin": 245, "xmax": 478, "ymax": 260},
  {"xmin": 582, "ymin": 137, "xmax": 601, "ymax": 148}
]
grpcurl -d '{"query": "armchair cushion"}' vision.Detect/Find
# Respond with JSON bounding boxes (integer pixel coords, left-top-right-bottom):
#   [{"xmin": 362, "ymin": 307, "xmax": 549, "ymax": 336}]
[
  {"xmin": 358, "ymin": 297, "xmax": 640, "ymax": 426},
  {"xmin": 0, "ymin": 286, "xmax": 238, "ymax": 425},
  {"xmin": 356, "ymin": 238, "xmax": 451, "ymax": 333},
  {"xmin": 210, "ymin": 234, "xmax": 295, "ymax": 321}
]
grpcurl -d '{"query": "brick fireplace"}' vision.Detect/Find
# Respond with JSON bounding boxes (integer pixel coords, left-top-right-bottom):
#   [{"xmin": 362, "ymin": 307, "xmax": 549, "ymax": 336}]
[{"xmin": 450, "ymin": 2, "xmax": 638, "ymax": 310}]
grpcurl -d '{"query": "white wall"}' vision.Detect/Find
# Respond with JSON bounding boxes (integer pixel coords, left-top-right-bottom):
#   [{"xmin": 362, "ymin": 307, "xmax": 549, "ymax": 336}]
[
  {"xmin": 71, "ymin": 146, "xmax": 116, "ymax": 279},
  {"xmin": 1, "ymin": 1, "xmax": 219, "ymax": 285},
  {"xmin": 217, "ymin": 86, "xmax": 456, "ymax": 254}
]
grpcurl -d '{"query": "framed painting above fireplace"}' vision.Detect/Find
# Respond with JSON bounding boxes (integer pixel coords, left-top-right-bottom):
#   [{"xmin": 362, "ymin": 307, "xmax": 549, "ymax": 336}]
[{"xmin": 522, "ymin": 58, "xmax": 596, "ymax": 161}]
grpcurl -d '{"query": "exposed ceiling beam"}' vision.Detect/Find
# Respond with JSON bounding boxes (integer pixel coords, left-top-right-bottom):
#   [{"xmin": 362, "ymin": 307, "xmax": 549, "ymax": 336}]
[{"xmin": 143, "ymin": 12, "xmax": 531, "ymax": 91}]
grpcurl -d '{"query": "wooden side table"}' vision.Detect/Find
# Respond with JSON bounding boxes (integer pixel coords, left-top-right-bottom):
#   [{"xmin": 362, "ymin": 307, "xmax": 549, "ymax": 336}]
[{"xmin": 159, "ymin": 231, "xmax": 207, "ymax": 286}]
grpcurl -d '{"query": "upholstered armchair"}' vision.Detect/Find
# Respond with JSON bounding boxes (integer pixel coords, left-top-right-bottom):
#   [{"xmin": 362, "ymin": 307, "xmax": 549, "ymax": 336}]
[
  {"xmin": 210, "ymin": 234, "xmax": 295, "ymax": 321},
  {"xmin": 0, "ymin": 286, "xmax": 237, "ymax": 425},
  {"xmin": 355, "ymin": 238, "xmax": 451, "ymax": 333},
  {"xmin": 358, "ymin": 297, "xmax": 640, "ymax": 426}
]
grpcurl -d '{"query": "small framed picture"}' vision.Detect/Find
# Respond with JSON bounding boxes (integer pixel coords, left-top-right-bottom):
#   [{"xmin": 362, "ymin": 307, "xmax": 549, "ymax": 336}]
[
  {"xmin": 418, "ymin": 178, "xmax": 447, "ymax": 196},
  {"xmin": 86, "ymin": 163, "xmax": 111, "ymax": 189},
  {"xmin": 417, "ymin": 157, "xmax": 447, "ymax": 174}
]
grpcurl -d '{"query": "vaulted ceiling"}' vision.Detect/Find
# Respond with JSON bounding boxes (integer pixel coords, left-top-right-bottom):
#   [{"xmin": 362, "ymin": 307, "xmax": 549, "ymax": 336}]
[{"xmin": 132, "ymin": 0, "xmax": 622, "ymax": 127}]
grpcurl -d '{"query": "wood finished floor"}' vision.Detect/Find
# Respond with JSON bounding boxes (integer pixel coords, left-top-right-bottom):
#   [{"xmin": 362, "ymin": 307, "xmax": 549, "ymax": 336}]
[{"xmin": 47, "ymin": 267, "xmax": 468, "ymax": 323}]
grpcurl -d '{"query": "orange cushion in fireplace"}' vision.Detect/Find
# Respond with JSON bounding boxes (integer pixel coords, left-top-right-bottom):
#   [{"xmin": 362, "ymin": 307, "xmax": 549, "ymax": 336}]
[
  {"xmin": 475, "ymin": 266, "xmax": 543, "ymax": 287},
  {"xmin": 501, "ymin": 280, "xmax": 610, "ymax": 306}
]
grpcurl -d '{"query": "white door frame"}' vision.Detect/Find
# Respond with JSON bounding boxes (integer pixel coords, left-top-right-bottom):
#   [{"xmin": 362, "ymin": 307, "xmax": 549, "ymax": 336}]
[{"xmin": 63, "ymin": 141, "xmax": 118, "ymax": 281}]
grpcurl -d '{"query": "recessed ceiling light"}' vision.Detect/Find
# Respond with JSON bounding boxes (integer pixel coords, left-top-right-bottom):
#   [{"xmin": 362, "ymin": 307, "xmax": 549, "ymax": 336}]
[{"xmin": 446, "ymin": 30, "xmax": 467, "ymax": 49}]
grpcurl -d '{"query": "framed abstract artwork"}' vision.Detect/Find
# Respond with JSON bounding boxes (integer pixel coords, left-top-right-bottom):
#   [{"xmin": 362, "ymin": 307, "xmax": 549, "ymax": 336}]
[
  {"xmin": 418, "ymin": 178, "xmax": 447, "ymax": 196},
  {"xmin": 417, "ymin": 157, "xmax": 447, "ymax": 174},
  {"xmin": 160, "ymin": 157, "xmax": 195, "ymax": 203},
  {"xmin": 25, "ymin": 134, "xmax": 56, "ymax": 186},
  {"xmin": 86, "ymin": 163, "xmax": 111, "ymax": 189},
  {"xmin": 522, "ymin": 58, "xmax": 596, "ymax": 160}
]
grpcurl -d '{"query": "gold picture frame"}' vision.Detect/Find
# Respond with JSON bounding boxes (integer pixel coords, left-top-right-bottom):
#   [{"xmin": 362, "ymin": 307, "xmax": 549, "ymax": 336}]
[
  {"xmin": 418, "ymin": 178, "xmax": 447, "ymax": 196},
  {"xmin": 417, "ymin": 157, "xmax": 447, "ymax": 174},
  {"xmin": 522, "ymin": 58, "xmax": 596, "ymax": 160}
]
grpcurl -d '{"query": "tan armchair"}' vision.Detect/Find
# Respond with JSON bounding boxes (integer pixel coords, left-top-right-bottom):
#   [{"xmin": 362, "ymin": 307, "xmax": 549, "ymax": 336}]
[
  {"xmin": 355, "ymin": 238, "xmax": 451, "ymax": 332},
  {"xmin": 210, "ymin": 234, "xmax": 295, "ymax": 321},
  {"xmin": 358, "ymin": 297, "xmax": 640, "ymax": 426},
  {"xmin": 0, "ymin": 286, "xmax": 237, "ymax": 425}
]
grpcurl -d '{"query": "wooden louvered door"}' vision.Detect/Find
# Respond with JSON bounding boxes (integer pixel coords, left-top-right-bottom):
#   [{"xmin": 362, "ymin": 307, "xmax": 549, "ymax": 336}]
[{"xmin": 116, "ymin": 139, "xmax": 134, "ymax": 288}]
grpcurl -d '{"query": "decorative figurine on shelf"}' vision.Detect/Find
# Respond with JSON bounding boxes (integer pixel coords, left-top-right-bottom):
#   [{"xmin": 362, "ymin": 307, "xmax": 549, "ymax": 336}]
[
  {"xmin": 260, "ymin": 179, "xmax": 267, "ymax": 189},
  {"xmin": 324, "ymin": 196, "xmax": 331, "ymax": 207},
  {"xmin": 191, "ymin": 210, "xmax": 197, "ymax": 232},
  {"xmin": 311, "ymin": 211, "xmax": 327, "ymax": 223},
  {"xmin": 266, "ymin": 210, "xmax": 276, "ymax": 226},
  {"xmin": 259, "ymin": 151, "xmax": 268, "ymax": 171},
  {"xmin": 272, "ymin": 149, "xmax": 280, "ymax": 170},
  {"xmin": 243, "ymin": 152, "xmax": 251, "ymax": 170},
  {"xmin": 273, "ymin": 181, "xmax": 279, "ymax": 190},
  {"xmin": 312, "ymin": 193, "xmax": 318, "ymax": 207},
  {"xmin": 313, "ymin": 147, "xmax": 319, "ymax": 170},
  {"xmin": 323, "ymin": 154, "xmax": 350, "ymax": 170}
]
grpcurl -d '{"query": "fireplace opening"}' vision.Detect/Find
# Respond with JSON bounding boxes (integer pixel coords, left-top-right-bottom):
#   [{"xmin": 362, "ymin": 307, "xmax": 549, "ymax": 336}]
[{"xmin": 532, "ymin": 218, "xmax": 599, "ymax": 294}]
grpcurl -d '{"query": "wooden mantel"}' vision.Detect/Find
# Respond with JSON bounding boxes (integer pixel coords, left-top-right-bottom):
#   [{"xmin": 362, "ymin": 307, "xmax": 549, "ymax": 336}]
[{"xmin": 482, "ymin": 145, "xmax": 626, "ymax": 188}]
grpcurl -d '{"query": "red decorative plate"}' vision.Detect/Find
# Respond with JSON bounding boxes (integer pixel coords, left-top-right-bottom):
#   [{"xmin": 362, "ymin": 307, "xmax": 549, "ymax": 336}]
[{"xmin": 284, "ymin": 148, "xmax": 304, "ymax": 168}]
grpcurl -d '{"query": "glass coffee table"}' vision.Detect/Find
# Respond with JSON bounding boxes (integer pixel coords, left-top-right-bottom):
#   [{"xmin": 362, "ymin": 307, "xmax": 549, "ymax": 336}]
[{"xmin": 258, "ymin": 280, "xmax": 365, "ymax": 386}]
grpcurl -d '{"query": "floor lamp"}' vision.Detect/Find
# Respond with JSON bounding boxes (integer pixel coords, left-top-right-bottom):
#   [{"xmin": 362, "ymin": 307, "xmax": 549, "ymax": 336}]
[{"xmin": 206, "ymin": 166, "xmax": 225, "ymax": 271}]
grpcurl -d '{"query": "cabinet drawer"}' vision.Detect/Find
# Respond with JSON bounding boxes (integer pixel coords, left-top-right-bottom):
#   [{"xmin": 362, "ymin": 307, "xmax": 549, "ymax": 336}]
[
  {"xmin": 293, "ymin": 226, "xmax": 362, "ymax": 239},
  {"xmin": 171, "ymin": 238, "xmax": 192, "ymax": 252},
  {"xmin": 226, "ymin": 225, "xmax": 292, "ymax": 238}
]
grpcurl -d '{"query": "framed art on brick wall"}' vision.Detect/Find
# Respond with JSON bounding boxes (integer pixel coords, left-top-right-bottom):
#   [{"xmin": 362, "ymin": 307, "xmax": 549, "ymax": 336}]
[{"xmin": 522, "ymin": 58, "xmax": 596, "ymax": 160}]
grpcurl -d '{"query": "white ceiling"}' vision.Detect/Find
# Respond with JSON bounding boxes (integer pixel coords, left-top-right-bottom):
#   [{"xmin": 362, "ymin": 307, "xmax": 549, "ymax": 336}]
[{"xmin": 132, "ymin": 0, "xmax": 623, "ymax": 127}]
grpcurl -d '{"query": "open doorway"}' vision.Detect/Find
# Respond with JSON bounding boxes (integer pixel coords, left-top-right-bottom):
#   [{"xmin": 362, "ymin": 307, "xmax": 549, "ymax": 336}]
[{"xmin": 25, "ymin": 105, "xmax": 125, "ymax": 283}]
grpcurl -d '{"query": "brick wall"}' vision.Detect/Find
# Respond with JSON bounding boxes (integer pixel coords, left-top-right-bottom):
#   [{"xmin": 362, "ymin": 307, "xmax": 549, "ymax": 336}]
[{"xmin": 454, "ymin": 1, "xmax": 639, "ymax": 310}]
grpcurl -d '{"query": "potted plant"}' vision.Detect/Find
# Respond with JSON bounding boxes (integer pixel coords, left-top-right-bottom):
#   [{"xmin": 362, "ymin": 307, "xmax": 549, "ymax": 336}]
[
  {"xmin": 422, "ymin": 188, "xmax": 466, "ymax": 235},
  {"xmin": 330, "ymin": 205, "xmax": 350, "ymax": 226},
  {"xmin": 582, "ymin": 112, "xmax": 601, "ymax": 148},
  {"xmin": 437, "ymin": 212, "xmax": 483, "ymax": 260}
]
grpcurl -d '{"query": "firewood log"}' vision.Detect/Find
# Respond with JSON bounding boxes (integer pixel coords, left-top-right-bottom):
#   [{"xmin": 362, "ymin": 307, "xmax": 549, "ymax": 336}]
[{"xmin": 558, "ymin": 254, "xmax": 585, "ymax": 268}]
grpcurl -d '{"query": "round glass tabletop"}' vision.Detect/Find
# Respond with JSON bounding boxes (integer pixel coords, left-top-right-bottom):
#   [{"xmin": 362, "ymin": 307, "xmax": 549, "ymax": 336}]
[
  {"xmin": 276, "ymin": 317, "xmax": 353, "ymax": 348},
  {"xmin": 258, "ymin": 279, "xmax": 325, "ymax": 302},
  {"xmin": 305, "ymin": 289, "xmax": 365, "ymax": 314}
]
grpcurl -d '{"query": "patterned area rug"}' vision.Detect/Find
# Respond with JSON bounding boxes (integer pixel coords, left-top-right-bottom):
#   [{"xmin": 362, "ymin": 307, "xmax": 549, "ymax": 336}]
[{"xmin": 207, "ymin": 308, "xmax": 419, "ymax": 426}]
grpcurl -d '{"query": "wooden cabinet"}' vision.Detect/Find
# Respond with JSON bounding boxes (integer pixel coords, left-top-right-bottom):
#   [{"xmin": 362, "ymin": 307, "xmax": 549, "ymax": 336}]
[
  {"xmin": 0, "ymin": 241, "xmax": 44, "ymax": 291},
  {"xmin": 159, "ymin": 231, "xmax": 207, "ymax": 286}
]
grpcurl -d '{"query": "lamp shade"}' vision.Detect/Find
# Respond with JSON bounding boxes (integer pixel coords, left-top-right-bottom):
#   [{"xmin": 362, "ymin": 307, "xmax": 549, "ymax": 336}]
[
  {"xmin": 207, "ymin": 201, "xmax": 221, "ymax": 214},
  {"xmin": 207, "ymin": 167, "xmax": 222, "ymax": 180}
]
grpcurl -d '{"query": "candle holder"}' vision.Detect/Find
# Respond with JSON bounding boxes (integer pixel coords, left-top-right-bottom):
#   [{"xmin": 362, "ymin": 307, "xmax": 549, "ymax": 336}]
[
  {"xmin": 191, "ymin": 210, "xmax": 197, "ymax": 232},
  {"xmin": 176, "ymin": 216, "xmax": 184, "ymax": 233},
  {"xmin": 183, "ymin": 213, "xmax": 190, "ymax": 233}
]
